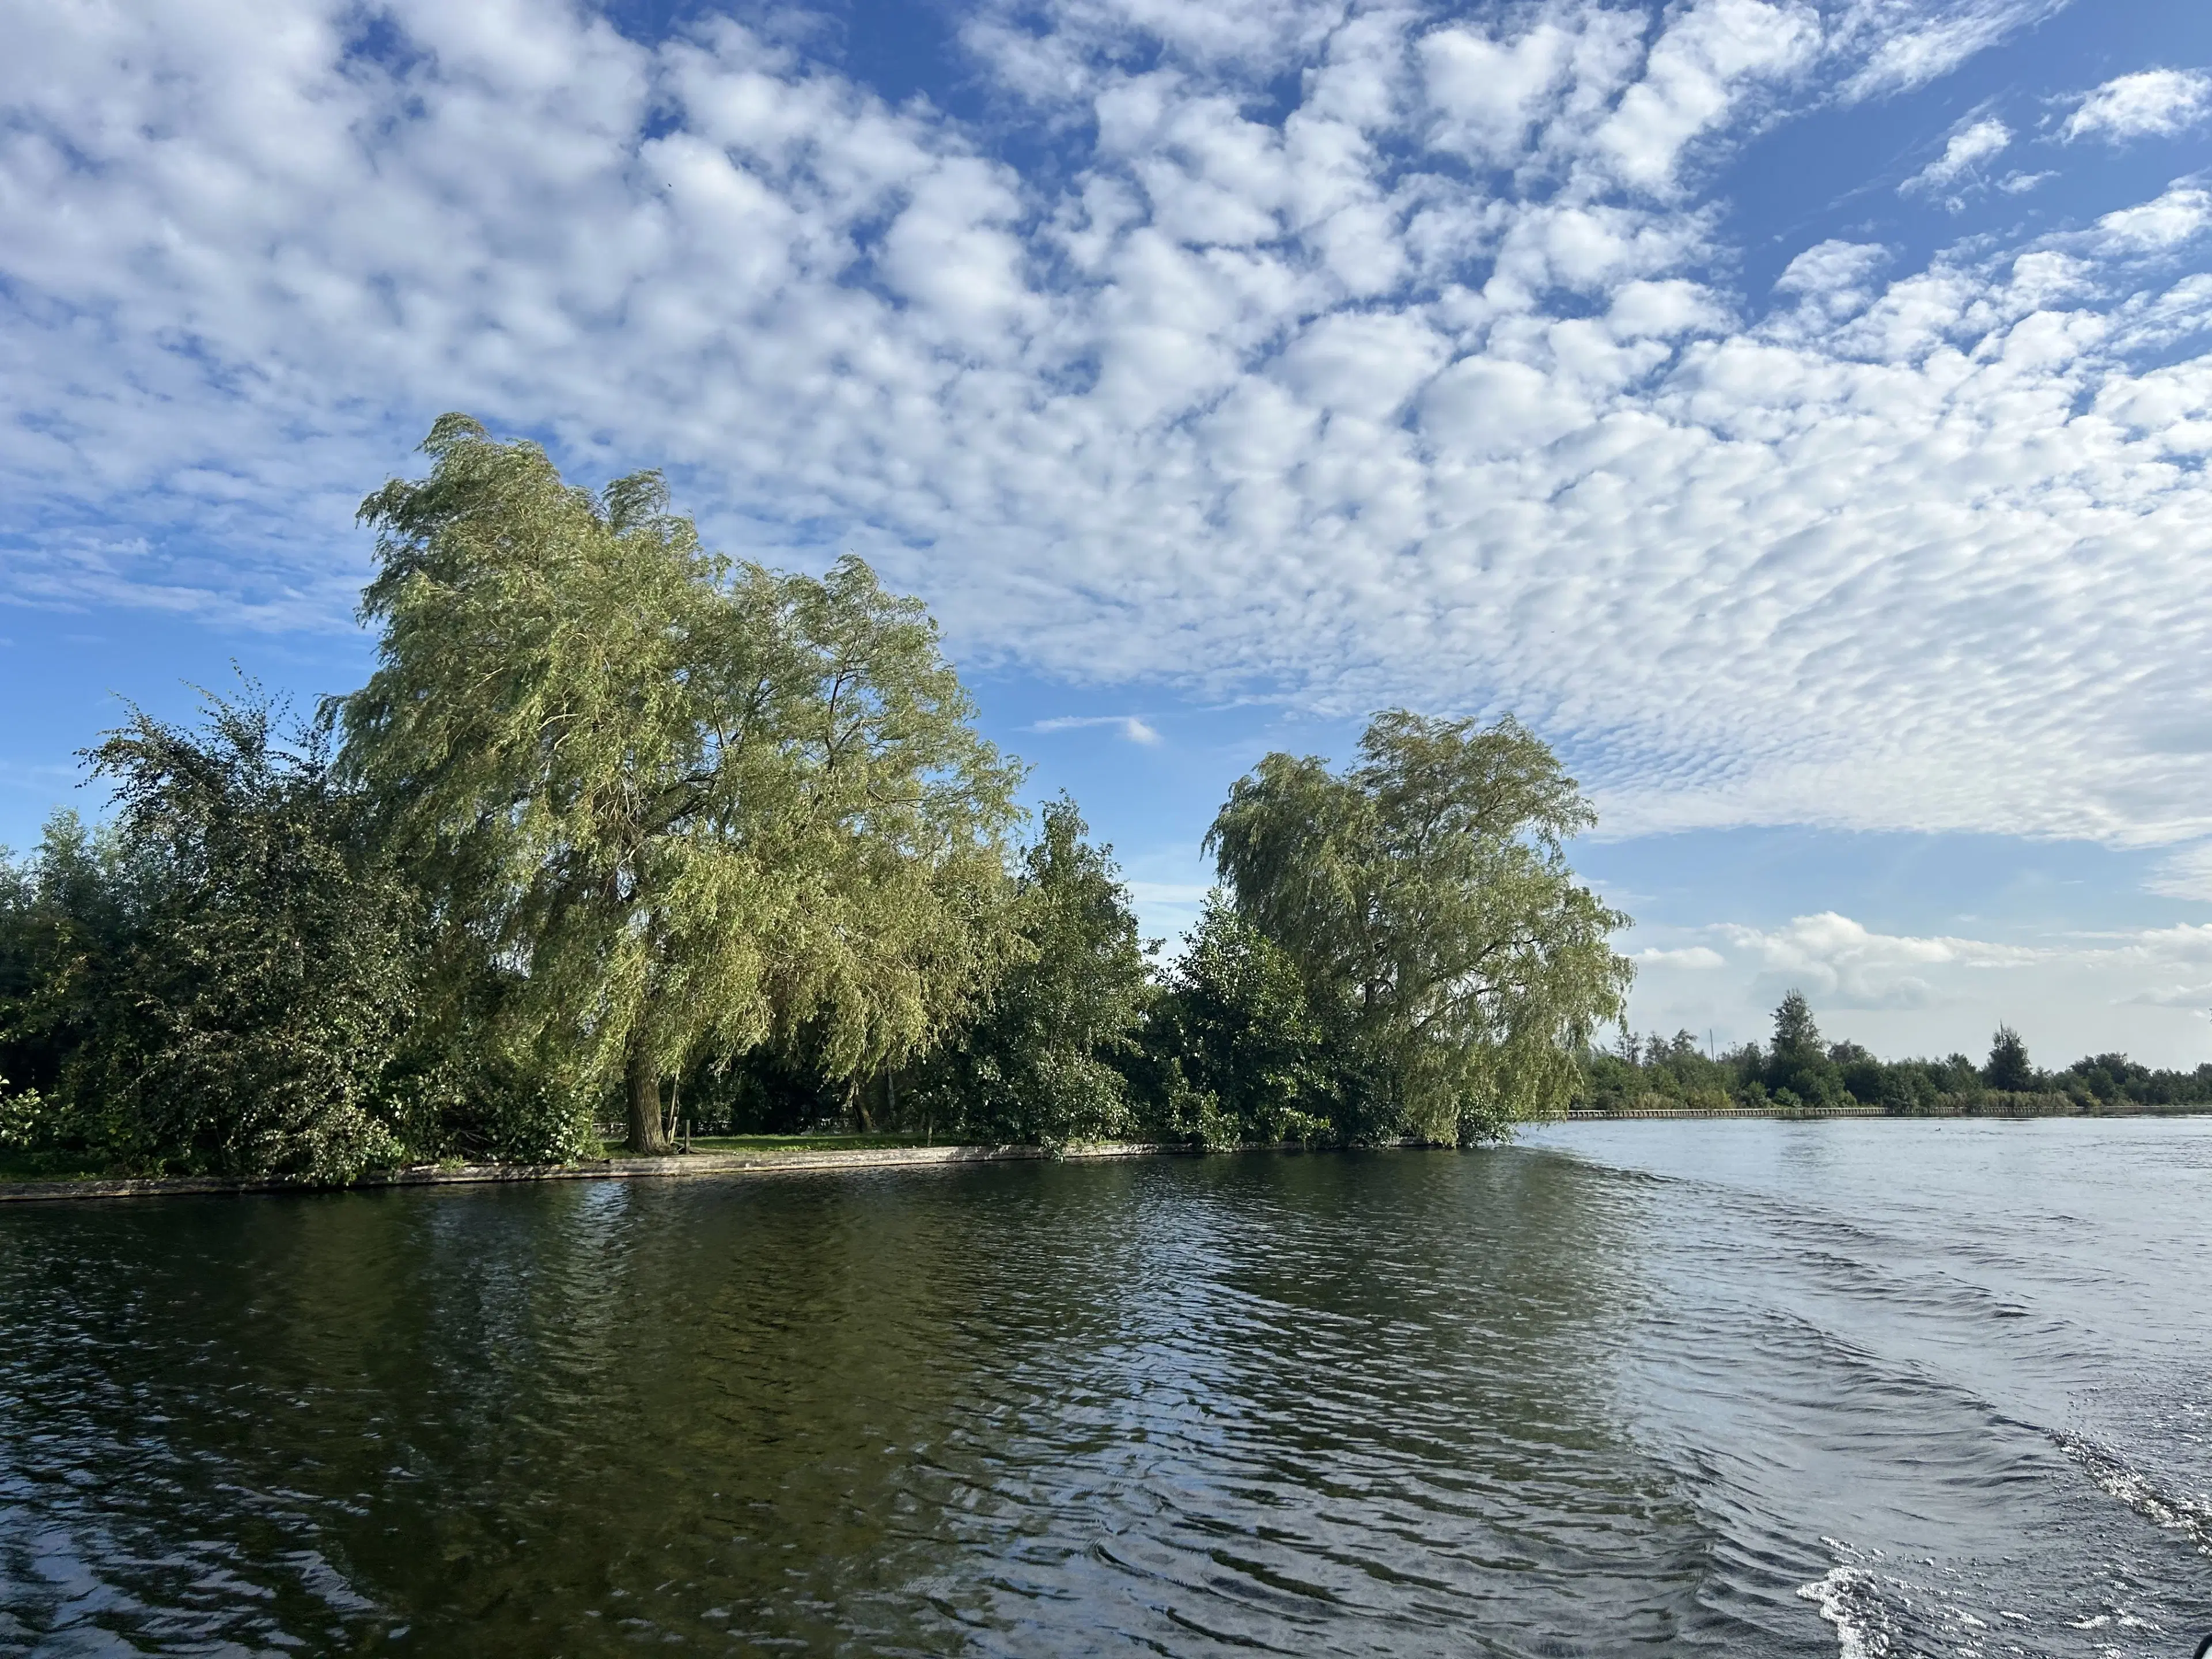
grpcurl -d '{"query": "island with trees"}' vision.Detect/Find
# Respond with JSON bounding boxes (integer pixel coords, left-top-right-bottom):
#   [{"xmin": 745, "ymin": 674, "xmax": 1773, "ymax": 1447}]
[
  {"xmin": 2, "ymin": 418, "xmax": 2203, "ymax": 1189},
  {"xmin": 0, "ymin": 418, "xmax": 1631, "ymax": 1184}
]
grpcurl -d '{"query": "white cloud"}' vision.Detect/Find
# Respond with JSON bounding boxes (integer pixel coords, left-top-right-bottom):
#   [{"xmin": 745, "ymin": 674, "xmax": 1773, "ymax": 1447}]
[
  {"xmin": 1832, "ymin": 0, "xmax": 2067, "ymax": 99},
  {"xmin": 1589, "ymin": 0, "xmax": 1820, "ymax": 191},
  {"xmin": 1032, "ymin": 715, "xmax": 1163, "ymax": 745},
  {"xmin": 1899, "ymin": 115, "xmax": 2010, "ymax": 204},
  {"xmin": 2148, "ymin": 842, "xmax": 2212, "ymax": 901},
  {"xmin": 1421, "ymin": 19, "xmax": 1585, "ymax": 168},
  {"xmin": 1625, "ymin": 911, "xmax": 2212, "ymax": 1060},
  {"xmin": 2062, "ymin": 68, "xmax": 2212, "ymax": 144},
  {"xmin": 2120, "ymin": 983, "xmax": 2212, "ymax": 1012},
  {"xmin": 1638, "ymin": 945, "xmax": 1728, "ymax": 968},
  {"xmin": 6, "ymin": 0, "xmax": 2212, "ymax": 872},
  {"xmin": 1772, "ymin": 239, "xmax": 1892, "ymax": 323},
  {"xmin": 1715, "ymin": 912, "xmax": 2041, "ymax": 1009},
  {"xmin": 2093, "ymin": 186, "xmax": 2212, "ymax": 252}
]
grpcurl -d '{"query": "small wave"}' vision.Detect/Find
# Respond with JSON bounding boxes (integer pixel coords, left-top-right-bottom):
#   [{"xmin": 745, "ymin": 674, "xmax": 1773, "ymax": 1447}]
[
  {"xmin": 2056, "ymin": 1432, "xmax": 2212, "ymax": 1555},
  {"xmin": 1797, "ymin": 1558, "xmax": 1896, "ymax": 1658}
]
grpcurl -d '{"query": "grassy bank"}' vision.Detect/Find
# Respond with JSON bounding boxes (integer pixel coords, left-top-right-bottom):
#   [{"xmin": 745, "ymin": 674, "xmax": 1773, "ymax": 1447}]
[{"xmin": 681, "ymin": 1133, "xmax": 953, "ymax": 1154}]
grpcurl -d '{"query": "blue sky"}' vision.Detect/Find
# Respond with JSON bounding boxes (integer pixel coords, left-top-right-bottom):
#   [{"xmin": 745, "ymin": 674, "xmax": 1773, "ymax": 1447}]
[{"xmin": 6, "ymin": 0, "xmax": 2212, "ymax": 1066}]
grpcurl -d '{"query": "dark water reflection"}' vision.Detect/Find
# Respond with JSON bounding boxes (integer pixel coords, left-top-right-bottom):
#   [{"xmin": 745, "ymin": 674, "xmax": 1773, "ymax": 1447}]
[{"xmin": 2, "ymin": 1124, "xmax": 2209, "ymax": 1656}]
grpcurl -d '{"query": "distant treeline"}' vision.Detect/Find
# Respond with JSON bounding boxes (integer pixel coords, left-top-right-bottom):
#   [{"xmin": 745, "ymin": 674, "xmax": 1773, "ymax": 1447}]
[
  {"xmin": 0, "ymin": 416, "xmax": 1631, "ymax": 1183},
  {"xmin": 1582, "ymin": 991, "xmax": 2212, "ymax": 1117}
]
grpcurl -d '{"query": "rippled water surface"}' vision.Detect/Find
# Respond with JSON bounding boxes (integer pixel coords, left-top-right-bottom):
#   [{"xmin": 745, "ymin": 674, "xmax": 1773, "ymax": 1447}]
[{"xmin": 3, "ymin": 1120, "xmax": 2209, "ymax": 1656}]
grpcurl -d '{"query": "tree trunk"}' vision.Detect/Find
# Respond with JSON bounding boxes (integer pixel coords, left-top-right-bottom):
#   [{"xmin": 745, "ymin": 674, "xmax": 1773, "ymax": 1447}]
[{"xmin": 626, "ymin": 1036, "xmax": 670, "ymax": 1155}]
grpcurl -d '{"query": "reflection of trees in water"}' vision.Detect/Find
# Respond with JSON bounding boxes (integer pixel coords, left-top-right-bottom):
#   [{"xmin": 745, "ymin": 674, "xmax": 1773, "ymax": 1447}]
[{"xmin": 2, "ymin": 1154, "xmax": 1716, "ymax": 1657}]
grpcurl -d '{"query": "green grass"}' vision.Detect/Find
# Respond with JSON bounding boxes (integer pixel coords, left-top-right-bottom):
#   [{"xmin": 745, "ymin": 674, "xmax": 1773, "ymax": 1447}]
[
  {"xmin": 0, "ymin": 1150, "xmax": 113, "ymax": 1183},
  {"xmin": 650, "ymin": 1132, "xmax": 968, "ymax": 1156}
]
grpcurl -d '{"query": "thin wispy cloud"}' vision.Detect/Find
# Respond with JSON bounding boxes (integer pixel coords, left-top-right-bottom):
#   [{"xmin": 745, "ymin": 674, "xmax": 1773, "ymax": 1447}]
[
  {"xmin": 2121, "ymin": 984, "xmax": 2212, "ymax": 1012},
  {"xmin": 1835, "ymin": 0, "xmax": 2067, "ymax": 99},
  {"xmin": 1899, "ymin": 115, "xmax": 2010, "ymax": 204},
  {"xmin": 1031, "ymin": 715, "xmax": 1163, "ymax": 746}
]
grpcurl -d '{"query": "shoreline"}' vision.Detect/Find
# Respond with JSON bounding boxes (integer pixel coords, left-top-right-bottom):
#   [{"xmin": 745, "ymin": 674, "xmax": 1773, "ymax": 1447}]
[
  {"xmin": 0, "ymin": 1139, "xmax": 1214, "ymax": 1206},
  {"xmin": 7, "ymin": 1107, "xmax": 2209, "ymax": 1202}
]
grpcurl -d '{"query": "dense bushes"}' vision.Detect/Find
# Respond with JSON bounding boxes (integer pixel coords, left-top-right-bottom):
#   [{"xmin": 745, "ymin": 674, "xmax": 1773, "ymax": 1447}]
[
  {"xmin": 1, "ymin": 695, "xmax": 434, "ymax": 1181},
  {"xmin": 903, "ymin": 798, "xmax": 1153, "ymax": 1150}
]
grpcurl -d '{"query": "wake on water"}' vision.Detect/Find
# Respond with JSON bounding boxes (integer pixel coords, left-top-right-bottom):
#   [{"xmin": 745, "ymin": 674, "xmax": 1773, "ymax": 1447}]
[
  {"xmin": 1527, "ymin": 1120, "xmax": 2212, "ymax": 1659},
  {"xmin": 1793, "ymin": 1433, "xmax": 2211, "ymax": 1657},
  {"xmin": 2057, "ymin": 1431, "xmax": 2212, "ymax": 1559}
]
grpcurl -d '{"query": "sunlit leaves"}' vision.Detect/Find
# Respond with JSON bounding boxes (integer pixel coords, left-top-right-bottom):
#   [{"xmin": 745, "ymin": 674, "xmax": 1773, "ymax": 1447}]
[
  {"xmin": 1209, "ymin": 711, "xmax": 1633, "ymax": 1142},
  {"xmin": 338, "ymin": 416, "xmax": 1024, "ymax": 1148}
]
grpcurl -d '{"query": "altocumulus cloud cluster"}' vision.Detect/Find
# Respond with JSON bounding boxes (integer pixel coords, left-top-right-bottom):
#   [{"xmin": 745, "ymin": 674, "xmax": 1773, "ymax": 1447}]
[{"xmin": 5, "ymin": 0, "xmax": 2212, "ymax": 880}]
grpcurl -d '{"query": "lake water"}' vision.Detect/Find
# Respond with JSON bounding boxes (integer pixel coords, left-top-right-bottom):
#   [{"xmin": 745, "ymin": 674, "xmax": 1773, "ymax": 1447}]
[{"xmin": 2, "ymin": 1119, "xmax": 2208, "ymax": 1656}]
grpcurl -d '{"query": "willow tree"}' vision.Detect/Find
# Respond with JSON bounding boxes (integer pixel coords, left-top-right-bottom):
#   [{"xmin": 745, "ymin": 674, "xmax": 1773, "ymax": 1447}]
[
  {"xmin": 1207, "ymin": 711, "xmax": 1631, "ymax": 1143},
  {"xmin": 338, "ymin": 415, "xmax": 1023, "ymax": 1153}
]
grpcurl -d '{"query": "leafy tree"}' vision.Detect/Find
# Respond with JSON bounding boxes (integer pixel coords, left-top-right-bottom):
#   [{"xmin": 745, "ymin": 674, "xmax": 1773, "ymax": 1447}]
[
  {"xmin": 1207, "ymin": 710, "xmax": 1631, "ymax": 1143},
  {"xmin": 338, "ymin": 416, "xmax": 1024, "ymax": 1153},
  {"xmin": 1770, "ymin": 991, "xmax": 1823, "ymax": 1062},
  {"xmin": 908, "ymin": 798, "xmax": 1152, "ymax": 1149},
  {"xmin": 37, "ymin": 690, "xmax": 423, "ymax": 1180},
  {"xmin": 1760, "ymin": 991, "xmax": 1846, "ymax": 1107},
  {"xmin": 0, "ymin": 812, "xmax": 147, "ymax": 1108},
  {"xmin": 1984, "ymin": 1024, "xmax": 2035, "ymax": 1092},
  {"xmin": 1149, "ymin": 893, "xmax": 1335, "ymax": 1147}
]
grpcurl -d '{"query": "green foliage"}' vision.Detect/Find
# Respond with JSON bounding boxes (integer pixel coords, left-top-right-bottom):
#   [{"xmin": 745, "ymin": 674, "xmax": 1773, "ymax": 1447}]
[
  {"xmin": 1983, "ymin": 1024, "xmax": 2036, "ymax": 1092},
  {"xmin": 1770, "ymin": 991, "xmax": 1821, "ymax": 1062},
  {"xmin": 1207, "ymin": 710, "xmax": 1633, "ymax": 1143},
  {"xmin": 1762, "ymin": 993, "xmax": 1847, "ymax": 1107},
  {"xmin": 338, "ymin": 415, "xmax": 1024, "ymax": 1153},
  {"xmin": 85, "ymin": 692, "xmax": 425, "ymax": 1180},
  {"xmin": 1148, "ymin": 893, "xmax": 1337, "ymax": 1148},
  {"xmin": 1577, "ymin": 1029, "xmax": 1738, "ymax": 1112},
  {"xmin": 908, "ymin": 798, "xmax": 1152, "ymax": 1149},
  {"xmin": 29, "ymin": 416, "xmax": 2201, "ymax": 1181},
  {"xmin": 0, "ymin": 691, "xmax": 423, "ymax": 1181},
  {"xmin": 0, "ymin": 812, "xmax": 148, "ymax": 1108}
]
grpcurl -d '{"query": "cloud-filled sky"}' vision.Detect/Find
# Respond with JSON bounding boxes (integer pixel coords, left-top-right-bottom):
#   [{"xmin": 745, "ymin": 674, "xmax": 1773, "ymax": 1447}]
[{"xmin": 5, "ymin": 0, "xmax": 2212, "ymax": 1066}]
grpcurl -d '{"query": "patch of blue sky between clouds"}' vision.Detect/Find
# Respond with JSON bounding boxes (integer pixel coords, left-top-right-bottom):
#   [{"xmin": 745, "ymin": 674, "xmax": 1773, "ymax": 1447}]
[{"xmin": 7, "ymin": 0, "xmax": 2212, "ymax": 1059}]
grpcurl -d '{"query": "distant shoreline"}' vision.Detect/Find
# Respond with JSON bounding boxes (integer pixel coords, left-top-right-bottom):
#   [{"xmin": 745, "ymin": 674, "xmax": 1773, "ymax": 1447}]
[{"xmin": 1562, "ymin": 1104, "xmax": 2212, "ymax": 1122}]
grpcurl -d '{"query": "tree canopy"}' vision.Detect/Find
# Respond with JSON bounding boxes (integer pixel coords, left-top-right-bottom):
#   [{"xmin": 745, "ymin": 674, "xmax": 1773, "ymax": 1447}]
[
  {"xmin": 907, "ymin": 797, "xmax": 1153, "ymax": 1149},
  {"xmin": 1, "ymin": 688, "xmax": 421, "ymax": 1181},
  {"xmin": 0, "ymin": 416, "xmax": 1671, "ymax": 1181},
  {"xmin": 1207, "ymin": 710, "xmax": 1633, "ymax": 1142},
  {"xmin": 1584, "ymin": 991, "xmax": 2212, "ymax": 1119},
  {"xmin": 338, "ymin": 415, "xmax": 1024, "ymax": 1152}
]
